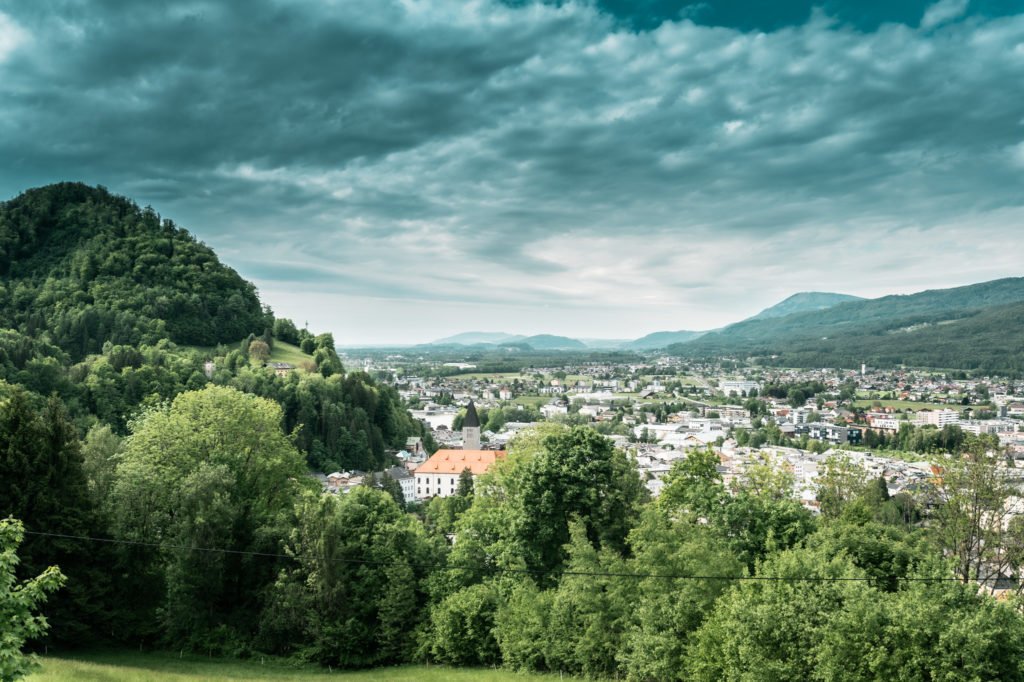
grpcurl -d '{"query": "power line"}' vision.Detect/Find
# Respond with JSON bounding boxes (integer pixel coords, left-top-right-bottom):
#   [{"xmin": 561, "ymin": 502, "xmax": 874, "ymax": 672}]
[{"xmin": 22, "ymin": 529, "xmax": 960, "ymax": 583}]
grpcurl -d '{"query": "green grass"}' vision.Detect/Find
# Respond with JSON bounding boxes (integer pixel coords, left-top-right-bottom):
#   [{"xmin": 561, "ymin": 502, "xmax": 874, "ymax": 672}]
[
  {"xmin": 449, "ymin": 372, "xmax": 526, "ymax": 380},
  {"xmin": 853, "ymin": 399, "xmax": 957, "ymax": 411},
  {"xmin": 269, "ymin": 341, "xmax": 313, "ymax": 367},
  {"xmin": 184, "ymin": 340, "xmax": 313, "ymax": 368},
  {"xmin": 512, "ymin": 395, "xmax": 550, "ymax": 408},
  {"xmin": 29, "ymin": 651, "xmax": 570, "ymax": 682}
]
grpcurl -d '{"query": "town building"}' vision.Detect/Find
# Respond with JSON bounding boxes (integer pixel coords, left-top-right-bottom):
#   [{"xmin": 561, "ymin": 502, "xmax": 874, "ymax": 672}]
[
  {"xmin": 414, "ymin": 449, "xmax": 504, "ymax": 499},
  {"xmin": 268, "ymin": 362, "xmax": 295, "ymax": 378},
  {"xmin": 372, "ymin": 466, "xmax": 416, "ymax": 503},
  {"xmin": 913, "ymin": 409, "xmax": 961, "ymax": 428},
  {"xmin": 720, "ymin": 380, "xmax": 760, "ymax": 396},
  {"xmin": 414, "ymin": 400, "xmax": 504, "ymax": 499}
]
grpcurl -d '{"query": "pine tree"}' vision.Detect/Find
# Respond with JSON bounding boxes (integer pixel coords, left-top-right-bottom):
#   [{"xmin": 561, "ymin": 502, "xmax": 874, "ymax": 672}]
[
  {"xmin": 0, "ymin": 390, "xmax": 111, "ymax": 644},
  {"xmin": 456, "ymin": 468, "xmax": 475, "ymax": 498}
]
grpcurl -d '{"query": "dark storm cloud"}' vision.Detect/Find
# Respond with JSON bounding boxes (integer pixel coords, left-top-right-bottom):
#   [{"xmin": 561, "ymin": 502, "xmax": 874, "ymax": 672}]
[{"xmin": 1, "ymin": 0, "xmax": 1024, "ymax": 342}]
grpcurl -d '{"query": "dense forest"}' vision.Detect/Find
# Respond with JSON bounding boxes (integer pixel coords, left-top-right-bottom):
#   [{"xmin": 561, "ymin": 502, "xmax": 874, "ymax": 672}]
[
  {"xmin": 0, "ymin": 182, "xmax": 269, "ymax": 356},
  {"xmin": 670, "ymin": 278, "xmax": 1024, "ymax": 372}
]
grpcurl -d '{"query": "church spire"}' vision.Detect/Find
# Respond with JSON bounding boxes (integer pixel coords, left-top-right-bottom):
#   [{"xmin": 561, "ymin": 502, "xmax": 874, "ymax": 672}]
[
  {"xmin": 462, "ymin": 400, "xmax": 481, "ymax": 450},
  {"xmin": 463, "ymin": 400, "xmax": 480, "ymax": 428}
]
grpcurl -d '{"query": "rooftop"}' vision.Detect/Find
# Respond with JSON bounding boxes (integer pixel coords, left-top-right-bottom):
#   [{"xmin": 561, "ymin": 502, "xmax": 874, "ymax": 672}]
[{"xmin": 416, "ymin": 448, "xmax": 505, "ymax": 476}]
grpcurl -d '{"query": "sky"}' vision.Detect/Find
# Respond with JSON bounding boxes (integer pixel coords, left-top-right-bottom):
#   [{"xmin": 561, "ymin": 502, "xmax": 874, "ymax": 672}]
[{"xmin": 2, "ymin": 0, "xmax": 1024, "ymax": 345}]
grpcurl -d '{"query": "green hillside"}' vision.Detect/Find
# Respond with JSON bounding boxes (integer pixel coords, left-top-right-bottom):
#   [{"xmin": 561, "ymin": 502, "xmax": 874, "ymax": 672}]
[
  {"xmin": 670, "ymin": 278, "xmax": 1024, "ymax": 371},
  {"xmin": 268, "ymin": 340, "xmax": 313, "ymax": 366},
  {"xmin": 0, "ymin": 183, "xmax": 431, "ymax": 472},
  {"xmin": 0, "ymin": 183, "xmax": 268, "ymax": 359}
]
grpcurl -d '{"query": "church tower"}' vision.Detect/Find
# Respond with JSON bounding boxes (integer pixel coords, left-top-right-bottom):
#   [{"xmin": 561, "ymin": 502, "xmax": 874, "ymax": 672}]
[{"xmin": 462, "ymin": 400, "xmax": 481, "ymax": 450}]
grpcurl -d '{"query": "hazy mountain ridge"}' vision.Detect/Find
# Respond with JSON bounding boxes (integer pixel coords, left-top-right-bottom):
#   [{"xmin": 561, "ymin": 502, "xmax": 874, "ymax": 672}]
[
  {"xmin": 670, "ymin": 277, "xmax": 1024, "ymax": 371},
  {"xmin": 431, "ymin": 332, "xmax": 526, "ymax": 345},
  {"xmin": 748, "ymin": 291, "xmax": 864, "ymax": 320},
  {"xmin": 522, "ymin": 334, "xmax": 587, "ymax": 350},
  {"xmin": 432, "ymin": 291, "xmax": 859, "ymax": 351},
  {"xmin": 627, "ymin": 329, "xmax": 707, "ymax": 350}
]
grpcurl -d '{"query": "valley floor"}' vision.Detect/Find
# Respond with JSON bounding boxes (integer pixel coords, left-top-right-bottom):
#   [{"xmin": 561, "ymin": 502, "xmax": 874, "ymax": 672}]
[{"xmin": 29, "ymin": 651, "xmax": 569, "ymax": 682}]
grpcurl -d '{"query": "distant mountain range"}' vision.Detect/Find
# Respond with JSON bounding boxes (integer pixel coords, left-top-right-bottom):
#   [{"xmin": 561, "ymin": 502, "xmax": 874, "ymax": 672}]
[
  {"xmin": 430, "ymin": 332, "xmax": 526, "ymax": 346},
  {"xmin": 668, "ymin": 277, "xmax": 1024, "ymax": 372},
  {"xmin": 428, "ymin": 289, "xmax": 863, "ymax": 352},
  {"xmin": 426, "ymin": 279, "xmax": 1024, "ymax": 371},
  {"xmin": 425, "ymin": 333, "xmax": 586, "ymax": 351}
]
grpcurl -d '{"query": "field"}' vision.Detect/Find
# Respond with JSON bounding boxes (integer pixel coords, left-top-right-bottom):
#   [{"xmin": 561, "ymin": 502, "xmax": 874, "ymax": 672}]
[
  {"xmin": 449, "ymin": 371, "xmax": 526, "ymax": 380},
  {"xmin": 29, "ymin": 651, "xmax": 571, "ymax": 682},
  {"xmin": 852, "ymin": 399, "xmax": 957, "ymax": 411},
  {"xmin": 512, "ymin": 395, "xmax": 550, "ymax": 408}
]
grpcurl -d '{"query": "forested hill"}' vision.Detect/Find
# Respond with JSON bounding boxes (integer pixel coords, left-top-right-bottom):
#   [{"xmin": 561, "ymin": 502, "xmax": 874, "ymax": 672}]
[
  {"xmin": 0, "ymin": 182, "xmax": 432, "ymax": 475},
  {"xmin": 0, "ymin": 182, "xmax": 268, "ymax": 358},
  {"xmin": 669, "ymin": 277, "xmax": 1024, "ymax": 372}
]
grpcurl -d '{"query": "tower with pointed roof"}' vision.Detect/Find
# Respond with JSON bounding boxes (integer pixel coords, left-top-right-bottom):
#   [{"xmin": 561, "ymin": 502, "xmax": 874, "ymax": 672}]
[{"xmin": 462, "ymin": 400, "xmax": 481, "ymax": 450}]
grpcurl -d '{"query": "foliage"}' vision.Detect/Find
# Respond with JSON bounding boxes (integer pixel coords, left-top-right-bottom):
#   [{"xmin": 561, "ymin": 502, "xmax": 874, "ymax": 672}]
[
  {"xmin": 0, "ymin": 389, "xmax": 109, "ymax": 645},
  {"xmin": 421, "ymin": 582, "xmax": 502, "ymax": 667},
  {"xmin": 619, "ymin": 510, "xmax": 742, "ymax": 681},
  {"xmin": 0, "ymin": 183, "xmax": 268, "ymax": 358},
  {"xmin": 108, "ymin": 386, "xmax": 309, "ymax": 649},
  {"xmin": 225, "ymin": 367, "xmax": 424, "ymax": 472},
  {"xmin": 658, "ymin": 448, "xmax": 723, "ymax": 519},
  {"xmin": 0, "ymin": 518, "xmax": 66, "ymax": 682},
  {"xmin": 816, "ymin": 454, "xmax": 870, "ymax": 519},
  {"xmin": 928, "ymin": 435, "xmax": 1023, "ymax": 585},
  {"xmin": 262, "ymin": 489, "xmax": 439, "ymax": 667},
  {"xmin": 445, "ymin": 425, "xmax": 646, "ymax": 589}
]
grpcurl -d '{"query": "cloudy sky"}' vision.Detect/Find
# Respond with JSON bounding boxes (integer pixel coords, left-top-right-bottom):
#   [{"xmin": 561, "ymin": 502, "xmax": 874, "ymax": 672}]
[{"xmin": 2, "ymin": 0, "xmax": 1023, "ymax": 345}]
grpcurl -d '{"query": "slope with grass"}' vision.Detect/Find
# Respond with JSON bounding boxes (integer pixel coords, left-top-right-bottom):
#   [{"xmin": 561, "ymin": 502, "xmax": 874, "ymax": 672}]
[
  {"xmin": 267, "ymin": 340, "xmax": 313, "ymax": 366},
  {"xmin": 29, "ymin": 651, "xmax": 568, "ymax": 682}
]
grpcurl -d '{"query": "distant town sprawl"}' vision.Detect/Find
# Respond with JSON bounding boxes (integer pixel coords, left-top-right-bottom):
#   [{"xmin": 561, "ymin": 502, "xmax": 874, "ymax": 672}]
[{"xmin": 325, "ymin": 353, "xmax": 1024, "ymax": 514}]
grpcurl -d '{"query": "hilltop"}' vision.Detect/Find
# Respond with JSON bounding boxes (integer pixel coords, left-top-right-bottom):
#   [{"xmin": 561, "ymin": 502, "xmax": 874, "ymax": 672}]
[
  {"xmin": 0, "ymin": 182, "xmax": 429, "ymax": 473},
  {"xmin": 747, "ymin": 291, "xmax": 864, "ymax": 320},
  {"xmin": 0, "ymin": 182, "xmax": 268, "ymax": 359}
]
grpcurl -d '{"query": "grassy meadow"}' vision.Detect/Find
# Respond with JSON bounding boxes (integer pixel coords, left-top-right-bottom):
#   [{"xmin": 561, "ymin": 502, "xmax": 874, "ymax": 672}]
[
  {"xmin": 267, "ymin": 340, "xmax": 315, "ymax": 366},
  {"xmin": 852, "ymin": 399, "xmax": 957, "ymax": 411},
  {"xmin": 29, "ymin": 651, "xmax": 572, "ymax": 682},
  {"xmin": 186, "ymin": 339, "xmax": 313, "ymax": 367}
]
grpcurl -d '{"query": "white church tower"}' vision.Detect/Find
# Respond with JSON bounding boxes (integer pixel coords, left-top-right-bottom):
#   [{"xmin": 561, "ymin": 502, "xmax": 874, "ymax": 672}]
[{"xmin": 462, "ymin": 400, "xmax": 481, "ymax": 450}]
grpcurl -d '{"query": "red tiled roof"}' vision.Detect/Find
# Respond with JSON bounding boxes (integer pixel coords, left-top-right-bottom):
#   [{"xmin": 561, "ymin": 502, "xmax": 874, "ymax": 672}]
[{"xmin": 415, "ymin": 449, "xmax": 505, "ymax": 476}]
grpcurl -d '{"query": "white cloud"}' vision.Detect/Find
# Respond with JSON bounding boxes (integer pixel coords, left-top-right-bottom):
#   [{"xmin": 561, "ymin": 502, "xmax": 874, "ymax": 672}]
[
  {"xmin": 1009, "ymin": 141, "xmax": 1024, "ymax": 168},
  {"xmin": 921, "ymin": 0, "xmax": 970, "ymax": 30},
  {"xmin": 0, "ymin": 12, "xmax": 28, "ymax": 62}
]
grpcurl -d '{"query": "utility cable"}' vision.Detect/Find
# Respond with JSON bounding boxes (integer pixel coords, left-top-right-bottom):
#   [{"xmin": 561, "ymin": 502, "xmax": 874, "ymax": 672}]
[{"xmin": 22, "ymin": 529, "xmax": 962, "ymax": 582}]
